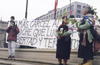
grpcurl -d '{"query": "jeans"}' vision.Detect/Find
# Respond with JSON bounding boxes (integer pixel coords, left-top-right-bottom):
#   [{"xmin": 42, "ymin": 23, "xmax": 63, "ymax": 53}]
[{"xmin": 8, "ymin": 41, "xmax": 16, "ymax": 56}]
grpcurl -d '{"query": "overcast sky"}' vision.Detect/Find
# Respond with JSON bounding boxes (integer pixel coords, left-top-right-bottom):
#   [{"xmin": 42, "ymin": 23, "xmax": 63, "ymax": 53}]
[{"xmin": 0, "ymin": 0, "xmax": 100, "ymax": 21}]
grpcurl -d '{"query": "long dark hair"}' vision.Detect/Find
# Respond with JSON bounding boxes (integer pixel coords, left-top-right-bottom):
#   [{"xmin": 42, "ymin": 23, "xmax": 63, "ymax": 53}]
[{"xmin": 86, "ymin": 6, "xmax": 95, "ymax": 15}]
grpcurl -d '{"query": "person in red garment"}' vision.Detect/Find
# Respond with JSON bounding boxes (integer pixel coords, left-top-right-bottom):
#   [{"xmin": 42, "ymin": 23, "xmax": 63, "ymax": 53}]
[{"xmin": 6, "ymin": 16, "xmax": 19, "ymax": 60}]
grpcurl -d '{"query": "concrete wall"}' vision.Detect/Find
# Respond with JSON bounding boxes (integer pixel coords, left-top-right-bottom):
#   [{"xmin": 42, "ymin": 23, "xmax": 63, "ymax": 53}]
[
  {"xmin": 0, "ymin": 48, "xmax": 99, "ymax": 65},
  {"xmin": 0, "ymin": 21, "xmax": 8, "ymax": 48}
]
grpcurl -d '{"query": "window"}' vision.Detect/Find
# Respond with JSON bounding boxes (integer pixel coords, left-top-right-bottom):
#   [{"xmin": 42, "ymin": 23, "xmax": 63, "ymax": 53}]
[
  {"xmin": 44, "ymin": 17, "xmax": 46, "ymax": 19},
  {"xmin": 49, "ymin": 15, "xmax": 51, "ymax": 17},
  {"xmin": 67, "ymin": 5, "xmax": 74, "ymax": 12},
  {"xmin": 57, "ymin": 11, "xmax": 59, "ymax": 14},
  {"xmin": 0, "ymin": 30, "xmax": 3, "ymax": 34},
  {"xmin": 67, "ymin": 7, "xmax": 70, "ymax": 11},
  {"xmin": 63, "ymin": 8, "xmax": 66, "ymax": 13},
  {"xmin": 47, "ymin": 16, "xmax": 48, "ymax": 19},
  {"xmin": 57, "ymin": 15, "xmax": 59, "ymax": 18},
  {"xmin": 77, "ymin": 5, "xmax": 81, "ymax": 9},
  {"xmin": 59, "ymin": 10, "xmax": 62, "ymax": 16},
  {"xmin": 76, "ymin": 15, "xmax": 81, "ymax": 18},
  {"xmin": 51, "ymin": 14, "xmax": 53, "ymax": 17},
  {"xmin": 77, "ymin": 10, "xmax": 81, "ymax": 14},
  {"xmin": 57, "ymin": 11, "xmax": 59, "ymax": 15},
  {"xmin": 71, "ymin": 11, "xmax": 73, "ymax": 15},
  {"xmin": 67, "ymin": 6, "xmax": 73, "ymax": 10},
  {"xmin": 71, "ymin": 5, "xmax": 74, "ymax": 10},
  {"xmin": 83, "ymin": 6, "xmax": 86, "ymax": 8}
]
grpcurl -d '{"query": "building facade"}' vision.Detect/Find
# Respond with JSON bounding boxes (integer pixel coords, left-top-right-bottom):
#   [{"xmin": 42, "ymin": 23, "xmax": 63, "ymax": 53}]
[
  {"xmin": 35, "ymin": 1, "xmax": 88, "ymax": 20},
  {"xmin": 0, "ymin": 21, "xmax": 8, "ymax": 48}
]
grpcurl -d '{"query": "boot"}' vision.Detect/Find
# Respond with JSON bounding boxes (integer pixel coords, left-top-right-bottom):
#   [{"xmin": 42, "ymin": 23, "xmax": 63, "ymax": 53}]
[{"xmin": 83, "ymin": 60, "xmax": 92, "ymax": 65}]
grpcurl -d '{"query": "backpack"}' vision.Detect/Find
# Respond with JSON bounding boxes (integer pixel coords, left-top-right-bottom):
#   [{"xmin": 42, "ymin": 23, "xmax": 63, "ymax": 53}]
[
  {"xmin": 84, "ymin": 16, "xmax": 100, "ymax": 42},
  {"xmin": 86, "ymin": 16, "xmax": 100, "ymax": 51}
]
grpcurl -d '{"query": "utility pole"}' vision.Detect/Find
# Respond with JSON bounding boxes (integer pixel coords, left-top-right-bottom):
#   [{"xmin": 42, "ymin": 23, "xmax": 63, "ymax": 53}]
[{"xmin": 25, "ymin": 0, "xmax": 28, "ymax": 19}]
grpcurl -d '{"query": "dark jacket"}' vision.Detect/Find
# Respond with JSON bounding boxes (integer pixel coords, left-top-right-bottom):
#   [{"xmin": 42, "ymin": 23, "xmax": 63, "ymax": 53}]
[{"xmin": 6, "ymin": 25, "xmax": 19, "ymax": 42}]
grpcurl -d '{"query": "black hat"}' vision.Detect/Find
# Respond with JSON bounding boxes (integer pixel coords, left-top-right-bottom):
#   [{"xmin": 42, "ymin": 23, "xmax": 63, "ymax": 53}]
[{"xmin": 11, "ymin": 16, "xmax": 15, "ymax": 20}]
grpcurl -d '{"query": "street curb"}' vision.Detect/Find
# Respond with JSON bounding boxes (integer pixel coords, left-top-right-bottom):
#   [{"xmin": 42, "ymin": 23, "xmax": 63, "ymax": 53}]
[
  {"xmin": 0, "ymin": 57, "xmax": 57, "ymax": 65},
  {"xmin": 0, "ymin": 48, "xmax": 56, "ymax": 53},
  {"xmin": 0, "ymin": 61, "xmax": 12, "ymax": 65},
  {"xmin": 0, "ymin": 48, "xmax": 79, "ymax": 54}
]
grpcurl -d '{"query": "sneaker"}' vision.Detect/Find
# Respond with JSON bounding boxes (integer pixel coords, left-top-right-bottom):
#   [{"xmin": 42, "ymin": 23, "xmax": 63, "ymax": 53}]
[
  {"xmin": 11, "ymin": 56, "xmax": 15, "ymax": 58},
  {"xmin": 11, "ymin": 56, "xmax": 15, "ymax": 60},
  {"xmin": 8, "ymin": 55, "xmax": 11, "ymax": 59},
  {"xmin": 78, "ymin": 63, "xmax": 84, "ymax": 65}
]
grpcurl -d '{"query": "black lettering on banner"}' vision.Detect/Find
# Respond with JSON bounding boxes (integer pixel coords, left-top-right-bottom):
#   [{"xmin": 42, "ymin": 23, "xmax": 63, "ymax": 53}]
[
  {"xmin": 33, "ymin": 29, "xmax": 39, "ymax": 37},
  {"xmin": 17, "ymin": 20, "xmax": 61, "ymax": 48},
  {"xmin": 38, "ymin": 37, "xmax": 43, "ymax": 46},
  {"xmin": 44, "ymin": 38, "xmax": 48, "ymax": 47},
  {"xmin": 29, "ymin": 38, "xmax": 37, "ymax": 45},
  {"xmin": 40, "ymin": 28, "xmax": 46, "ymax": 36}
]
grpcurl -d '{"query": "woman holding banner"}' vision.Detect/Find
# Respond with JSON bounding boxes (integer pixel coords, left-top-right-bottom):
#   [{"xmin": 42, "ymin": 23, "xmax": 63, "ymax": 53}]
[
  {"xmin": 56, "ymin": 16, "xmax": 73, "ymax": 65},
  {"xmin": 77, "ymin": 6, "xmax": 95, "ymax": 65}
]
